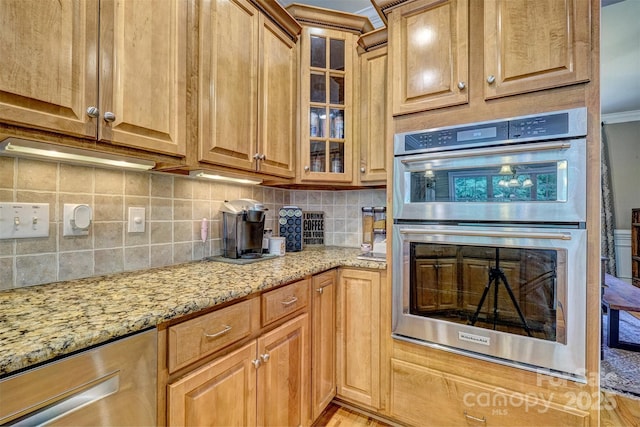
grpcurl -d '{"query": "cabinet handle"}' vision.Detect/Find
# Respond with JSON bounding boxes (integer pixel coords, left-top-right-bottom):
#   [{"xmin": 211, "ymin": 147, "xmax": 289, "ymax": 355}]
[
  {"xmin": 252, "ymin": 359, "xmax": 261, "ymax": 369},
  {"xmin": 281, "ymin": 296, "xmax": 298, "ymax": 306},
  {"xmin": 103, "ymin": 112, "xmax": 116, "ymax": 122},
  {"xmin": 204, "ymin": 324, "xmax": 232, "ymax": 339},
  {"xmin": 487, "ymin": 75, "xmax": 496, "ymax": 84},
  {"xmin": 464, "ymin": 411, "xmax": 486, "ymax": 424},
  {"xmin": 86, "ymin": 106, "xmax": 99, "ymax": 118},
  {"xmin": 360, "ymin": 167, "xmax": 366, "ymax": 173},
  {"xmin": 316, "ymin": 287, "xmax": 323, "ymax": 294},
  {"xmin": 457, "ymin": 81, "xmax": 466, "ymax": 90},
  {"xmin": 260, "ymin": 353, "xmax": 270, "ymax": 363}
]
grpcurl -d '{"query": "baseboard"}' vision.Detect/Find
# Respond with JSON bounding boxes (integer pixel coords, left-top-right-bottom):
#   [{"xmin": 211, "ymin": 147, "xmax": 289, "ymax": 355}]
[{"xmin": 331, "ymin": 398, "xmax": 404, "ymax": 427}]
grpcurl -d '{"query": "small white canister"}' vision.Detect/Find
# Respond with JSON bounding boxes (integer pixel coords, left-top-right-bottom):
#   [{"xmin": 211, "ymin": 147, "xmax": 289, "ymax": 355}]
[{"xmin": 269, "ymin": 237, "xmax": 286, "ymax": 256}]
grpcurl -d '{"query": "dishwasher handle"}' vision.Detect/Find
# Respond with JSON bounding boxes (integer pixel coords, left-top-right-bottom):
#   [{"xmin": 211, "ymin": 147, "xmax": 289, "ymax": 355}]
[{"xmin": 9, "ymin": 373, "xmax": 120, "ymax": 426}]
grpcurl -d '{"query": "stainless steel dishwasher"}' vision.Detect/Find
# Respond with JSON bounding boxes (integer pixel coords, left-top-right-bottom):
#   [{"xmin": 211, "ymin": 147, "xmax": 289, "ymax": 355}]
[{"xmin": 0, "ymin": 329, "xmax": 157, "ymax": 426}]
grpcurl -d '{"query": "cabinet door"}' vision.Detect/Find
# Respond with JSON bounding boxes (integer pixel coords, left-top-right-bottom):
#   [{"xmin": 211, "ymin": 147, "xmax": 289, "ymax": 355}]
[
  {"xmin": 299, "ymin": 27, "xmax": 354, "ymax": 183},
  {"xmin": 483, "ymin": 0, "xmax": 591, "ymax": 99},
  {"xmin": 257, "ymin": 15, "xmax": 296, "ymax": 178},
  {"xmin": 359, "ymin": 47, "xmax": 388, "ymax": 183},
  {"xmin": 167, "ymin": 341, "xmax": 257, "ymax": 427},
  {"xmin": 99, "ymin": 0, "xmax": 187, "ymax": 156},
  {"xmin": 389, "ymin": 0, "xmax": 469, "ymax": 116},
  {"xmin": 391, "ymin": 358, "xmax": 589, "ymax": 426},
  {"xmin": 0, "ymin": 0, "xmax": 98, "ymax": 138},
  {"xmin": 336, "ymin": 268, "xmax": 380, "ymax": 409},
  {"xmin": 311, "ymin": 270, "xmax": 336, "ymax": 420},
  {"xmin": 257, "ymin": 314, "xmax": 310, "ymax": 427},
  {"xmin": 199, "ymin": 0, "xmax": 258, "ymax": 171}
]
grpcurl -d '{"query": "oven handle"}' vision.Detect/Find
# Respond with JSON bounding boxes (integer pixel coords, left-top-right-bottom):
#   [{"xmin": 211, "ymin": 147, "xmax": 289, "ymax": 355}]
[
  {"xmin": 399, "ymin": 141, "xmax": 572, "ymax": 165},
  {"xmin": 399, "ymin": 228, "xmax": 572, "ymax": 240}
]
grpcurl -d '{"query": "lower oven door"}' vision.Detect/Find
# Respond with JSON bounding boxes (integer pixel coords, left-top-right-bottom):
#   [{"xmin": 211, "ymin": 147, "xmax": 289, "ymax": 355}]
[{"xmin": 392, "ymin": 223, "xmax": 587, "ymax": 381}]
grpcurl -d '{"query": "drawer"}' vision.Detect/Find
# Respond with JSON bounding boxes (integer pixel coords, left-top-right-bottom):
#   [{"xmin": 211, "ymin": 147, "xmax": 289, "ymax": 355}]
[
  {"xmin": 168, "ymin": 298, "xmax": 260, "ymax": 373},
  {"xmin": 261, "ymin": 279, "xmax": 310, "ymax": 327}
]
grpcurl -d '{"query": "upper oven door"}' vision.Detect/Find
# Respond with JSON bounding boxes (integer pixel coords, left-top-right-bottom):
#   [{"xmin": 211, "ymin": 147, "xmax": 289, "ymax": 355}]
[{"xmin": 393, "ymin": 139, "xmax": 586, "ymax": 223}]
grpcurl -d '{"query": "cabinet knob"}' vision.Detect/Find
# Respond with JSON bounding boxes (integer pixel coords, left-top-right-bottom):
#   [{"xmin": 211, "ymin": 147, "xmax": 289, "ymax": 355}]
[
  {"xmin": 253, "ymin": 153, "xmax": 261, "ymax": 160},
  {"xmin": 86, "ymin": 106, "xmax": 99, "ymax": 118},
  {"xmin": 360, "ymin": 167, "xmax": 366, "ymax": 173},
  {"xmin": 304, "ymin": 165, "xmax": 310, "ymax": 172},
  {"xmin": 260, "ymin": 353, "xmax": 270, "ymax": 363},
  {"xmin": 252, "ymin": 359, "xmax": 261, "ymax": 369},
  {"xmin": 103, "ymin": 112, "xmax": 116, "ymax": 122},
  {"xmin": 260, "ymin": 154, "xmax": 266, "ymax": 160},
  {"xmin": 457, "ymin": 81, "xmax": 466, "ymax": 90},
  {"xmin": 316, "ymin": 287, "xmax": 324, "ymax": 294},
  {"xmin": 487, "ymin": 75, "xmax": 496, "ymax": 84}
]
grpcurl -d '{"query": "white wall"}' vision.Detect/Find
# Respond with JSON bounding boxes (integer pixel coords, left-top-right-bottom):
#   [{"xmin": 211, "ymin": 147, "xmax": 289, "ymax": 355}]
[{"xmin": 604, "ymin": 120, "xmax": 640, "ymax": 229}]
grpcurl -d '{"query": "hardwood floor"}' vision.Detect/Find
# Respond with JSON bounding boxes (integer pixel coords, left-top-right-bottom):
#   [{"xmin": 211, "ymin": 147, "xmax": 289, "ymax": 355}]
[{"xmin": 313, "ymin": 403, "xmax": 395, "ymax": 427}]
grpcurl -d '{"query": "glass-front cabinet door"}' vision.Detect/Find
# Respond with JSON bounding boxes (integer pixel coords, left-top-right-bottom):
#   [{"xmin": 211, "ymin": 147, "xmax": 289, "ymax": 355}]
[{"xmin": 300, "ymin": 27, "xmax": 354, "ymax": 183}]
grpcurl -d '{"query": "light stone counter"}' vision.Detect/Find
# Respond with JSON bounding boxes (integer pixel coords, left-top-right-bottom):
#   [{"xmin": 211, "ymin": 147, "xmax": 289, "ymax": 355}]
[{"xmin": 0, "ymin": 247, "xmax": 385, "ymax": 377}]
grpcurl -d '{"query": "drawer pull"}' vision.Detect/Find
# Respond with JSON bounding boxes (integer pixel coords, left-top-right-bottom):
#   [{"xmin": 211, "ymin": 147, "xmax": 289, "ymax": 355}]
[
  {"xmin": 204, "ymin": 325, "xmax": 232, "ymax": 339},
  {"xmin": 464, "ymin": 411, "xmax": 486, "ymax": 424},
  {"xmin": 281, "ymin": 296, "xmax": 298, "ymax": 306}
]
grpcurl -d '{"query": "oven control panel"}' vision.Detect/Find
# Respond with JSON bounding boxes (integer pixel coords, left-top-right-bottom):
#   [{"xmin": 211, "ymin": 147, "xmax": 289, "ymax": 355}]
[{"xmin": 398, "ymin": 107, "xmax": 586, "ymax": 155}]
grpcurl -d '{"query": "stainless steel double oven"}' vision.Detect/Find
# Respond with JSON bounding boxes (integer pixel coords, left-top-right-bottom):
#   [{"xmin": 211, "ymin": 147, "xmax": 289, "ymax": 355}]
[{"xmin": 392, "ymin": 108, "xmax": 589, "ymax": 381}]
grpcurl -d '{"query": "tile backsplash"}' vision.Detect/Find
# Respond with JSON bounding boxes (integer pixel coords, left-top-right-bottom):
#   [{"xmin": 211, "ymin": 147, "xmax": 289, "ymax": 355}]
[{"xmin": 0, "ymin": 156, "xmax": 386, "ymax": 289}]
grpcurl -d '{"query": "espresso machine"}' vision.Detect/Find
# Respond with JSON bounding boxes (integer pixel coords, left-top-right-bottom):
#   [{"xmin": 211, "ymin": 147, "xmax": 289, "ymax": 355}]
[{"xmin": 220, "ymin": 199, "xmax": 268, "ymax": 259}]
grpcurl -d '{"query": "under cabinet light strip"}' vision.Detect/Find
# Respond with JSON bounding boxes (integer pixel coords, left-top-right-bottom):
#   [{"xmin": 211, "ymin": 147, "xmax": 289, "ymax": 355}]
[
  {"xmin": 189, "ymin": 170, "xmax": 262, "ymax": 185},
  {"xmin": 0, "ymin": 138, "xmax": 155, "ymax": 171}
]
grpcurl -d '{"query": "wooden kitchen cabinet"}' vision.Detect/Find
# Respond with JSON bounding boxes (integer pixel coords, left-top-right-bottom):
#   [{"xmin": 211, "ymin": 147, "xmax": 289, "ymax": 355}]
[
  {"xmin": 336, "ymin": 268, "xmax": 382, "ymax": 409},
  {"xmin": 388, "ymin": 0, "xmax": 591, "ymax": 116},
  {"xmin": 357, "ymin": 30, "xmax": 388, "ymax": 184},
  {"xmin": 287, "ymin": 4, "xmax": 372, "ymax": 185},
  {"xmin": 311, "ymin": 270, "xmax": 336, "ymax": 420},
  {"xmin": 391, "ymin": 358, "xmax": 589, "ymax": 426},
  {"xmin": 389, "ymin": 0, "xmax": 469, "ymax": 116},
  {"xmin": 197, "ymin": 0, "xmax": 298, "ymax": 178},
  {"xmin": 257, "ymin": 313, "xmax": 310, "ymax": 427},
  {"xmin": 165, "ymin": 279, "xmax": 310, "ymax": 426},
  {"xmin": 168, "ymin": 341, "xmax": 258, "ymax": 426},
  {"xmin": 168, "ymin": 314, "xmax": 310, "ymax": 427},
  {"xmin": 483, "ymin": 0, "xmax": 591, "ymax": 100},
  {"xmin": 0, "ymin": 0, "xmax": 187, "ymax": 157}
]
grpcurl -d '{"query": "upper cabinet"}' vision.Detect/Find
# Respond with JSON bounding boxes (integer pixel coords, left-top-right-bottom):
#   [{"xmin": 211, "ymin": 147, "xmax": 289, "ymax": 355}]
[
  {"xmin": 288, "ymin": 4, "xmax": 373, "ymax": 185},
  {"xmin": 358, "ymin": 29, "xmax": 389, "ymax": 184},
  {"xmin": 387, "ymin": 0, "xmax": 591, "ymax": 117},
  {"xmin": 197, "ymin": 0, "xmax": 298, "ymax": 178},
  {"xmin": 389, "ymin": 0, "xmax": 469, "ymax": 116},
  {"xmin": 483, "ymin": 0, "xmax": 591, "ymax": 100},
  {"xmin": 0, "ymin": 0, "xmax": 188, "ymax": 158}
]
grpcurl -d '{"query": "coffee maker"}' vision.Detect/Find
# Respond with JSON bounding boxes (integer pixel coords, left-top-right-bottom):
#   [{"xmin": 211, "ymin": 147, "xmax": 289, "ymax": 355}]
[{"xmin": 221, "ymin": 199, "xmax": 268, "ymax": 259}]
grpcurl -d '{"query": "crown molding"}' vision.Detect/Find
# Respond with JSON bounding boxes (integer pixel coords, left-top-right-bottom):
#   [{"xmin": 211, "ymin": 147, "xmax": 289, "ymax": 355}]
[{"xmin": 602, "ymin": 110, "xmax": 640, "ymax": 124}]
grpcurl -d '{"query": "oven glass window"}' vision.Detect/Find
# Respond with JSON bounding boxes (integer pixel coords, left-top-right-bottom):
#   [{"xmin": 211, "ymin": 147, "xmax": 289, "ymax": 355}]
[
  {"xmin": 409, "ymin": 243, "xmax": 565, "ymax": 343},
  {"xmin": 409, "ymin": 161, "xmax": 561, "ymax": 203}
]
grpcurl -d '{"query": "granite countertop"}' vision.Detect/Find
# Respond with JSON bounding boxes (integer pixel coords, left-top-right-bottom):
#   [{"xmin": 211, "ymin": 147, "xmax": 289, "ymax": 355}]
[{"xmin": 0, "ymin": 247, "xmax": 385, "ymax": 377}]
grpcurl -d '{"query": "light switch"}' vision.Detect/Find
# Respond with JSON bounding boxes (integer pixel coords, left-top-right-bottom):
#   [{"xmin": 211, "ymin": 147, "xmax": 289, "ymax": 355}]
[
  {"xmin": 128, "ymin": 207, "xmax": 145, "ymax": 233},
  {"xmin": 0, "ymin": 203, "xmax": 50, "ymax": 239}
]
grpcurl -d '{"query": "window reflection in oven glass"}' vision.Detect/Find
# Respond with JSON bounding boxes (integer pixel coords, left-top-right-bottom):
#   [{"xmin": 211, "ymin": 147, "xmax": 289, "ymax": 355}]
[
  {"xmin": 409, "ymin": 161, "xmax": 562, "ymax": 203},
  {"xmin": 409, "ymin": 243, "xmax": 566, "ymax": 343}
]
